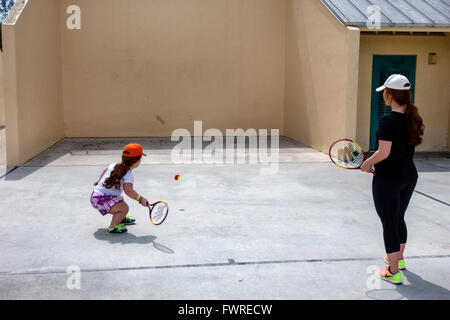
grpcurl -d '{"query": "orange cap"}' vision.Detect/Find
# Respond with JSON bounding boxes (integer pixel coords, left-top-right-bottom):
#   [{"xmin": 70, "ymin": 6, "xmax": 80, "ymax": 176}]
[{"xmin": 123, "ymin": 144, "xmax": 147, "ymax": 157}]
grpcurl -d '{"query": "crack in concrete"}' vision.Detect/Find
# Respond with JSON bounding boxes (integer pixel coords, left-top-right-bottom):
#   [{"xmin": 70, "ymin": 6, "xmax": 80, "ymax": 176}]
[{"xmin": 1, "ymin": 254, "xmax": 449, "ymax": 276}]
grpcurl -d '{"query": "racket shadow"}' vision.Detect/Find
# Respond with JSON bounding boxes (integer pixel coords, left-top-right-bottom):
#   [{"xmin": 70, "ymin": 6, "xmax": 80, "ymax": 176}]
[{"xmin": 93, "ymin": 229, "xmax": 175, "ymax": 254}]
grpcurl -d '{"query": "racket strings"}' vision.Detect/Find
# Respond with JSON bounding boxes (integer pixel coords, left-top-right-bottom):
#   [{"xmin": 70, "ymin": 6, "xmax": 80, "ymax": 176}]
[
  {"xmin": 151, "ymin": 203, "xmax": 169, "ymax": 225},
  {"xmin": 330, "ymin": 141, "xmax": 365, "ymax": 169},
  {"xmin": 154, "ymin": 206, "xmax": 165, "ymax": 219}
]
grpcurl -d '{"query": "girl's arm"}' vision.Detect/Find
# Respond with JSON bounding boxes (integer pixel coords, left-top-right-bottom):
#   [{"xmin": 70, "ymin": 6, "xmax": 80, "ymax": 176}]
[
  {"xmin": 123, "ymin": 183, "xmax": 149, "ymax": 206},
  {"xmin": 93, "ymin": 167, "xmax": 108, "ymax": 186},
  {"xmin": 361, "ymin": 140, "xmax": 392, "ymax": 172}
]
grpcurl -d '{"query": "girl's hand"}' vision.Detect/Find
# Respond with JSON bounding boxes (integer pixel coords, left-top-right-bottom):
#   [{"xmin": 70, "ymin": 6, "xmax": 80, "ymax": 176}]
[
  {"xmin": 361, "ymin": 161, "xmax": 372, "ymax": 173},
  {"xmin": 140, "ymin": 197, "xmax": 149, "ymax": 207},
  {"xmin": 93, "ymin": 181, "xmax": 99, "ymax": 186}
]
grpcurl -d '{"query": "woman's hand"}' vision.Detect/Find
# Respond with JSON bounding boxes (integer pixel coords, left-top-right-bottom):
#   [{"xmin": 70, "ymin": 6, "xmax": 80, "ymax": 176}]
[
  {"xmin": 361, "ymin": 161, "xmax": 372, "ymax": 173},
  {"xmin": 93, "ymin": 180, "xmax": 99, "ymax": 186}
]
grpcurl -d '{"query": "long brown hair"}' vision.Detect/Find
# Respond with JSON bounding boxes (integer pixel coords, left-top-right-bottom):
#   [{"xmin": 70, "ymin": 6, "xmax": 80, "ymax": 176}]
[
  {"xmin": 103, "ymin": 155, "xmax": 142, "ymax": 190},
  {"xmin": 385, "ymin": 88, "xmax": 425, "ymax": 146}
]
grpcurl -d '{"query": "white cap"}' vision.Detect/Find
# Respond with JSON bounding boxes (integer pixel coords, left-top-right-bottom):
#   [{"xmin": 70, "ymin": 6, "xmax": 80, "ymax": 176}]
[{"xmin": 376, "ymin": 74, "xmax": 412, "ymax": 92}]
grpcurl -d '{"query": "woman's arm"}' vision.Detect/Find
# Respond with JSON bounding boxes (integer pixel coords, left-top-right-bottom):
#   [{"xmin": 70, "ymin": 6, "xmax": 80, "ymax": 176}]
[
  {"xmin": 361, "ymin": 140, "xmax": 392, "ymax": 173},
  {"xmin": 123, "ymin": 183, "xmax": 149, "ymax": 206},
  {"xmin": 93, "ymin": 167, "xmax": 108, "ymax": 186}
]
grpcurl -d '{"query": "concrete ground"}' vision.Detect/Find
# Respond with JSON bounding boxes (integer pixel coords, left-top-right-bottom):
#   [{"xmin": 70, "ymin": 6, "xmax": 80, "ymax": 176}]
[{"xmin": 0, "ymin": 136, "xmax": 449, "ymax": 300}]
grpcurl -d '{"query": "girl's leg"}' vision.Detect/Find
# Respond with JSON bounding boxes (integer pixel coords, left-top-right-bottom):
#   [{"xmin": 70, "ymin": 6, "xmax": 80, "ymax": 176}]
[{"xmin": 109, "ymin": 202, "xmax": 129, "ymax": 228}]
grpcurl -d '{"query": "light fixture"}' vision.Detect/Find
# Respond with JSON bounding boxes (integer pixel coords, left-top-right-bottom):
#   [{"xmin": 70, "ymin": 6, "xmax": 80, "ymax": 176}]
[{"xmin": 428, "ymin": 53, "xmax": 437, "ymax": 65}]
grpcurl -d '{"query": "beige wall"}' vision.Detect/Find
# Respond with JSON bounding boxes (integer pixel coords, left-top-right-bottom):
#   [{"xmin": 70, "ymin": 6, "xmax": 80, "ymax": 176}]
[
  {"xmin": 3, "ymin": 0, "xmax": 450, "ymax": 166},
  {"xmin": 357, "ymin": 34, "xmax": 450, "ymax": 152},
  {"xmin": 3, "ymin": 0, "xmax": 64, "ymax": 166},
  {"xmin": 0, "ymin": 51, "xmax": 5, "ymax": 127},
  {"xmin": 60, "ymin": 0, "xmax": 286, "ymax": 137},
  {"xmin": 447, "ymin": 38, "xmax": 450, "ymax": 152},
  {"xmin": 284, "ymin": 0, "xmax": 360, "ymax": 153}
]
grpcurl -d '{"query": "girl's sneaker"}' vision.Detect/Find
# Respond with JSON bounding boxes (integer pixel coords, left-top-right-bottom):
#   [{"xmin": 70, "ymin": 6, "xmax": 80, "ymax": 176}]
[
  {"xmin": 107, "ymin": 224, "xmax": 128, "ymax": 234},
  {"xmin": 121, "ymin": 216, "xmax": 136, "ymax": 225},
  {"xmin": 377, "ymin": 266, "xmax": 402, "ymax": 285},
  {"xmin": 384, "ymin": 256, "xmax": 406, "ymax": 270}
]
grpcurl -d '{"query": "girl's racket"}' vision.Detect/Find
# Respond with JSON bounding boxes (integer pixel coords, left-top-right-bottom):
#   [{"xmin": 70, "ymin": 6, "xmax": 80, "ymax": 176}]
[
  {"xmin": 148, "ymin": 201, "xmax": 169, "ymax": 226},
  {"xmin": 329, "ymin": 139, "xmax": 374, "ymax": 173}
]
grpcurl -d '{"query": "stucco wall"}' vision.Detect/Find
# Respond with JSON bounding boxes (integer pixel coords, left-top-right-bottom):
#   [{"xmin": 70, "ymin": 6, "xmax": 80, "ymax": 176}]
[
  {"xmin": 3, "ymin": 0, "xmax": 64, "ymax": 166},
  {"xmin": 357, "ymin": 34, "xmax": 450, "ymax": 152},
  {"xmin": 447, "ymin": 36, "xmax": 450, "ymax": 152},
  {"xmin": 60, "ymin": 0, "xmax": 286, "ymax": 137},
  {"xmin": 284, "ymin": 0, "xmax": 360, "ymax": 153},
  {"xmin": 3, "ymin": 0, "xmax": 449, "ymax": 167},
  {"xmin": 0, "ymin": 51, "xmax": 5, "ymax": 127}
]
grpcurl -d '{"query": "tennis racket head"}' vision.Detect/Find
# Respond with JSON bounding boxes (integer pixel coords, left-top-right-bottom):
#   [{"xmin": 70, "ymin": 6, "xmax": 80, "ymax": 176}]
[
  {"xmin": 329, "ymin": 139, "xmax": 367, "ymax": 170},
  {"xmin": 149, "ymin": 201, "xmax": 169, "ymax": 226}
]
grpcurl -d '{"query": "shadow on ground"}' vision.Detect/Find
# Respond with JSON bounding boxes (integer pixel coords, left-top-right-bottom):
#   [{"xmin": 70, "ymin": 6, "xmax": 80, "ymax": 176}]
[
  {"xmin": 366, "ymin": 270, "xmax": 450, "ymax": 300},
  {"xmin": 93, "ymin": 229, "xmax": 175, "ymax": 254}
]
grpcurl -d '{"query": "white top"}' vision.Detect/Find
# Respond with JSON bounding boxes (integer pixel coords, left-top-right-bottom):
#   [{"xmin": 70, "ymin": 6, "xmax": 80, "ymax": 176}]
[{"xmin": 94, "ymin": 163, "xmax": 134, "ymax": 196}]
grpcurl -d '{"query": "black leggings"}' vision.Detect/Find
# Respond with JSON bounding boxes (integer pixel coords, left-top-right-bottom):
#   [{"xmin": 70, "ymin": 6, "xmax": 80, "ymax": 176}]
[{"xmin": 372, "ymin": 174, "xmax": 417, "ymax": 254}]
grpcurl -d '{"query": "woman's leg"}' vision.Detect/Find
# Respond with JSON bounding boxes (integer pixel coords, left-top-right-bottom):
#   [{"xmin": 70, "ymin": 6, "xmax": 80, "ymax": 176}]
[
  {"xmin": 372, "ymin": 176, "xmax": 402, "ymax": 274},
  {"xmin": 397, "ymin": 177, "xmax": 418, "ymax": 259},
  {"xmin": 386, "ymin": 252, "xmax": 401, "ymax": 274},
  {"xmin": 109, "ymin": 202, "xmax": 129, "ymax": 228},
  {"xmin": 400, "ymin": 243, "xmax": 406, "ymax": 260}
]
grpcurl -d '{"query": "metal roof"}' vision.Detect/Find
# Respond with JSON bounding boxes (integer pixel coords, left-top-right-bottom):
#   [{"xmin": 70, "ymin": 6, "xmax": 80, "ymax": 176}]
[{"xmin": 321, "ymin": 0, "xmax": 450, "ymax": 28}]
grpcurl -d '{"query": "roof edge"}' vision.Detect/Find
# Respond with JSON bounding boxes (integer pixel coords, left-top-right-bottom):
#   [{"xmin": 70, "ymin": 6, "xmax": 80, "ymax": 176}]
[
  {"xmin": 3, "ymin": 0, "xmax": 29, "ymax": 26},
  {"xmin": 321, "ymin": 0, "xmax": 450, "ymax": 30}
]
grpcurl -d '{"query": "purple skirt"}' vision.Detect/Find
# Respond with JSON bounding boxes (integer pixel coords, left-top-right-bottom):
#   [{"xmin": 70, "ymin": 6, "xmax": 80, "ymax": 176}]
[{"xmin": 90, "ymin": 191, "xmax": 124, "ymax": 216}]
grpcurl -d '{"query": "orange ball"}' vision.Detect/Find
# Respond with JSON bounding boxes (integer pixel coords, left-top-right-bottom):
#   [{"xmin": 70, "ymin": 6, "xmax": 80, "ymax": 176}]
[{"xmin": 175, "ymin": 175, "xmax": 180, "ymax": 181}]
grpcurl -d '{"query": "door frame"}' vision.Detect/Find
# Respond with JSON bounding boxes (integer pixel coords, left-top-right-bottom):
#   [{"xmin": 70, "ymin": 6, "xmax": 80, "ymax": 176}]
[{"xmin": 369, "ymin": 55, "xmax": 417, "ymax": 151}]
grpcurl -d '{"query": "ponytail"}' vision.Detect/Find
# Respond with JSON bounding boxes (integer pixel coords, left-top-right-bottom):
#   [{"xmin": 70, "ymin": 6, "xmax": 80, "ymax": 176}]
[
  {"xmin": 385, "ymin": 88, "xmax": 424, "ymax": 147},
  {"xmin": 103, "ymin": 163, "xmax": 130, "ymax": 190},
  {"xmin": 103, "ymin": 155, "xmax": 142, "ymax": 190},
  {"xmin": 405, "ymin": 102, "xmax": 425, "ymax": 147}
]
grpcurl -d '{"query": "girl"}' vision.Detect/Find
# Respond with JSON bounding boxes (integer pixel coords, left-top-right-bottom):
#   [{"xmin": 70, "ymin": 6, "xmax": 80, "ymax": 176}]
[
  {"xmin": 361, "ymin": 74, "xmax": 424, "ymax": 284},
  {"xmin": 91, "ymin": 143, "xmax": 150, "ymax": 234}
]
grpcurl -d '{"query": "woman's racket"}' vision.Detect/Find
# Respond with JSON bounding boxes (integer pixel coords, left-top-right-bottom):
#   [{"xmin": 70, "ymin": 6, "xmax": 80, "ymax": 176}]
[
  {"xmin": 329, "ymin": 139, "xmax": 374, "ymax": 173},
  {"xmin": 148, "ymin": 201, "xmax": 169, "ymax": 226}
]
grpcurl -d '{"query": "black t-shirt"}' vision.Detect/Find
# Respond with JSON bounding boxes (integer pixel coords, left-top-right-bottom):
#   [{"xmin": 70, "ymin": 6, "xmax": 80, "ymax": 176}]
[{"xmin": 375, "ymin": 111, "xmax": 417, "ymax": 179}]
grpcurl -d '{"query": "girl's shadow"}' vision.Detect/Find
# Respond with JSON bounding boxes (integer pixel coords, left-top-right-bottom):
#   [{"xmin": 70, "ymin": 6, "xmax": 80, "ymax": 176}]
[
  {"xmin": 93, "ymin": 229, "xmax": 175, "ymax": 254},
  {"xmin": 366, "ymin": 270, "xmax": 450, "ymax": 300}
]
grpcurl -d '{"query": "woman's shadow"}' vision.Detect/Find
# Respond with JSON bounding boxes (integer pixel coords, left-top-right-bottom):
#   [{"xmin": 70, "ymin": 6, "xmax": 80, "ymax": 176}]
[
  {"xmin": 93, "ymin": 229, "xmax": 175, "ymax": 254},
  {"xmin": 366, "ymin": 270, "xmax": 450, "ymax": 300}
]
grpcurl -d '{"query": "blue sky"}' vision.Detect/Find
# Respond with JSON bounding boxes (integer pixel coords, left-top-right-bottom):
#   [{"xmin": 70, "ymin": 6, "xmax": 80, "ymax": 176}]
[{"xmin": 1, "ymin": 0, "xmax": 16, "ymax": 23}]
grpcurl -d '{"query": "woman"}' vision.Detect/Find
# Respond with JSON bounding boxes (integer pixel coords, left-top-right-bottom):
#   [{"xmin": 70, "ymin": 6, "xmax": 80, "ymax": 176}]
[{"xmin": 361, "ymin": 74, "xmax": 424, "ymax": 284}]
